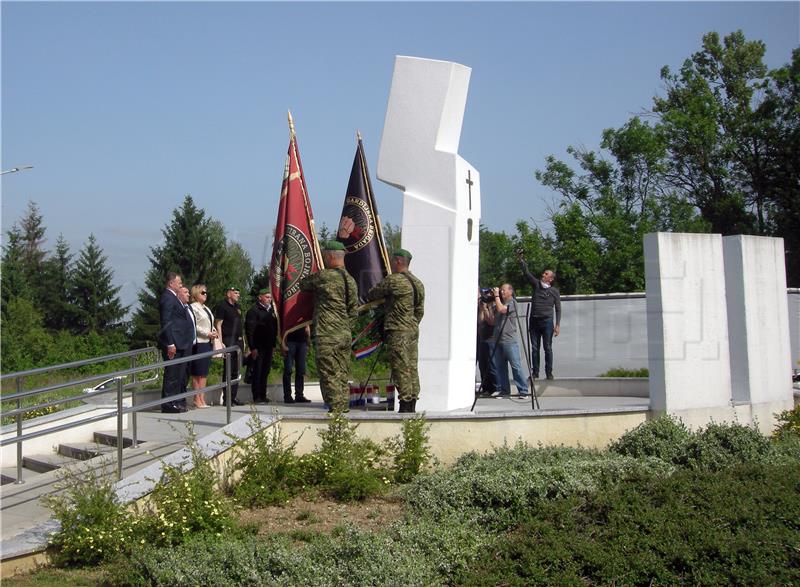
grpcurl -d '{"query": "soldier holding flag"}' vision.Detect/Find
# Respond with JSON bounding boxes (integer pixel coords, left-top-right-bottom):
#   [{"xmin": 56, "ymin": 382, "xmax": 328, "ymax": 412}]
[
  {"xmin": 300, "ymin": 241, "xmax": 359, "ymax": 413},
  {"xmin": 366, "ymin": 249, "xmax": 425, "ymax": 413}
]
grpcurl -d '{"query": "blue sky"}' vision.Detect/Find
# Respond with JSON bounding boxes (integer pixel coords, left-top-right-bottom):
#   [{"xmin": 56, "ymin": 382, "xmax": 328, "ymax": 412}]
[{"xmin": 2, "ymin": 2, "xmax": 798, "ymax": 309}]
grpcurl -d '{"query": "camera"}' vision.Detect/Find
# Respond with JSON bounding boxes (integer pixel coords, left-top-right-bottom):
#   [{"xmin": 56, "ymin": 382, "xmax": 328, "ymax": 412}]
[{"xmin": 479, "ymin": 287, "xmax": 495, "ymax": 304}]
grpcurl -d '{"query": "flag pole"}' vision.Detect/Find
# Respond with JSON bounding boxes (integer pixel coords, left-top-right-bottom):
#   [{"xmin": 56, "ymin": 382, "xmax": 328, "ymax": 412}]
[
  {"xmin": 288, "ymin": 111, "xmax": 323, "ymax": 267},
  {"xmin": 357, "ymin": 132, "xmax": 392, "ymax": 273}
]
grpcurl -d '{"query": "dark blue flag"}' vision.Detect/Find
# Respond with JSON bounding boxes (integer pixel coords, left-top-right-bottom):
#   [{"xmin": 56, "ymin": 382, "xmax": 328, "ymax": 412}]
[{"xmin": 336, "ymin": 133, "xmax": 391, "ymax": 302}]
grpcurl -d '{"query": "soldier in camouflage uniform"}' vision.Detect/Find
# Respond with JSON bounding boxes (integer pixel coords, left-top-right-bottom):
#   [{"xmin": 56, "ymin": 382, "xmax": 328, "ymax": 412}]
[
  {"xmin": 299, "ymin": 241, "xmax": 359, "ymax": 413},
  {"xmin": 366, "ymin": 249, "xmax": 425, "ymax": 413}
]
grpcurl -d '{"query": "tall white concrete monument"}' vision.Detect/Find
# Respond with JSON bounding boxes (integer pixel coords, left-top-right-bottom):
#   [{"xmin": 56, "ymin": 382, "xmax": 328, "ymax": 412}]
[
  {"xmin": 644, "ymin": 233, "xmax": 733, "ymax": 413},
  {"xmin": 377, "ymin": 56, "xmax": 480, "ymax": 412},
  {"xmin": 723, "ymin": 235, "xmax": 793, "ymax": 416}
]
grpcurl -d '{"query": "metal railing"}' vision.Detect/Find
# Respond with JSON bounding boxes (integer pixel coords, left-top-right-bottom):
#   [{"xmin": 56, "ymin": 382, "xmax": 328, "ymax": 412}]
[{"xmin": 0, "ymin": 346, "xmax": 241, "ymax": 483}]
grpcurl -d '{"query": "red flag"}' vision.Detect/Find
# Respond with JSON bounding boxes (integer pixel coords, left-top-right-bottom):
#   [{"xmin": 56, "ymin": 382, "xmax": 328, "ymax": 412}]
[{"xmin": 270, "ymin": 112, "xmax": 322, "ymax": 343}]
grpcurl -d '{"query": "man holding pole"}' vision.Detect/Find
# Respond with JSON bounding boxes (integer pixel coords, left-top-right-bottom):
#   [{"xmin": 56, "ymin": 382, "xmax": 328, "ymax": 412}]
[
  {"xmin": 366, "ymin": 249, "xmax": 425, "ymax": 413},
  {"xmin": 299, "ymin": 241, "xmax": 359, "ymax": 413}
]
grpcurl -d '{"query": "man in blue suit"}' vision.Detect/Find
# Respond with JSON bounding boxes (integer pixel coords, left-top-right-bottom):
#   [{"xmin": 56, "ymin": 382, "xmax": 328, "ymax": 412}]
[{"xmin": 158, "ymin": 272, "xmax": 195, "ymax": 413}]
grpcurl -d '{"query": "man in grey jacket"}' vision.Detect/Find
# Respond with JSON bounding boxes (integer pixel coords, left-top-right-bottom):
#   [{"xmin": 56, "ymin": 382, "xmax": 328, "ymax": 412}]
[{"xmin": 518, "ymin": 251, "xmax": 561, "ymax": 380}]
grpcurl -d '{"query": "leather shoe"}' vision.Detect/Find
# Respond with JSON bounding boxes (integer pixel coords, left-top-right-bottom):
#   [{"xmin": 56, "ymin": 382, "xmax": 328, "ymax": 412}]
[
  {"xmin": 283, "ymin": 396, "xmax": 295, "ymax": 404},
  {"xmin": 161, "ymin": 405, "xmax": 187, "ymax": 414},
  {"xmin": 232, "ymin": 399, "xmax": 244, "ymax": 406},
  {"xmin": 295, "ymin": 395, "xmax": 311, "ymax": 403}
]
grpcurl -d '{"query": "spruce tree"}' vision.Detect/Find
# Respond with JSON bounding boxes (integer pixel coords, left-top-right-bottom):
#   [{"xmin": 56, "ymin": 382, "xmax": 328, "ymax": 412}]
[
  {"xmin": 19, "ymin": 201, "xmax": 47, "ymax": 278},
  {"xmin": 1, "ymin": 225, "xmax": 32, "ymax": 317},
  {"xmin": 248, "ymin": 265, "xmax": 270, "ymax": 301},
  {"xmin": 42, "ymin": 234, "xmax": 76, "ymax": 330},
  {"xmin": 130, "ymin": 195, "xmax": 253, "ymax": 347},
  {"xmin": 71, "ymin": 234, "xmax": 125, "ymax": 333}
]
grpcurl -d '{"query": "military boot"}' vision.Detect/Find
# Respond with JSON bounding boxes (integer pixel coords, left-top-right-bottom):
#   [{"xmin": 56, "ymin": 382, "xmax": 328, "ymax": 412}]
[{"xmin": 398, "ymin": 399, "xmax": 413, "ymax": 413}]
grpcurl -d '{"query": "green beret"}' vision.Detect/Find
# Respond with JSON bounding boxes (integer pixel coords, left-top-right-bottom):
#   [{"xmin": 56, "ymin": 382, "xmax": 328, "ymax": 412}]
[
  {"xmin": 393, "ymin": 248, "xmax": 412, "ymax": 260},
  {"xmin": 323, "ymin": 240, "xmax": 346, "ymax": 252},
  {"xmin": 258, "ymin": 288, "xmax": 270, "ymax": 295}
]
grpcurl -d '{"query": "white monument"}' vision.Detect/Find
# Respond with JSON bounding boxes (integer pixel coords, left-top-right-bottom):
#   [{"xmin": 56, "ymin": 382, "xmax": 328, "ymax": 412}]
[
  {"xmin": 377, "ymin": 56, "xmax": 480, "ymax": 412},
  {"xmin": 644, "ymin": 233, "xmax": 733, "ymax": 414},
  {"xmin": 723, "ymin": 235, "xmax": 794, "ymax": 420}
]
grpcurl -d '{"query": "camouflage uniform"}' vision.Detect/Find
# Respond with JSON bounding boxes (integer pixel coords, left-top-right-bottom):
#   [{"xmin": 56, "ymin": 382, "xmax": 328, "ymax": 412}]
[
  {"xmin": 366, "ymin": 271, "xmax": 425, "ymax": 402},
  {"xmin": 299, "ymin": 268, "xmax": 358, "ymax": 412}
]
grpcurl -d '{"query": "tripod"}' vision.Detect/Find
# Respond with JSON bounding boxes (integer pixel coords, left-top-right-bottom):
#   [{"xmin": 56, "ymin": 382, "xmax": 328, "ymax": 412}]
[
  {"xmin": 471, "ymin": 296, "xmax": 539, "ymax": 410},
  {"xmin": 517, "ymin": 296, "xmax": 540, "ymax": 410}
]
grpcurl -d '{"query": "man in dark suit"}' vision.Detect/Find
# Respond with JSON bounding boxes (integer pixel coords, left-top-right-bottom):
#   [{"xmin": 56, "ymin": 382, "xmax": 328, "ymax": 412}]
[
  {"xmin": 245, "ymin": 289, "xmax": 278, "ymax": 404},
  {"xmin": 158, "ymin": 272, "xmax": 195, "ymax": 413}
]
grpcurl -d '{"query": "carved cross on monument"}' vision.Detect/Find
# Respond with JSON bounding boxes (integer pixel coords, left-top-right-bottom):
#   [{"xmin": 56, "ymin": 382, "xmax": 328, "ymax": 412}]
[
  {"xmin": 466, "ymin": 170, "xmax": 473, "ymax": 210},
  {"xmin": 377, "ymin": 56, "xmax": 481, "ymax": 412}
]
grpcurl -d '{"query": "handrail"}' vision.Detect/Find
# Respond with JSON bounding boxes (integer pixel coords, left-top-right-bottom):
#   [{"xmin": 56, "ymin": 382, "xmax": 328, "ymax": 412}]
[
  {"xmin": 0, "ymin": 345, "xmax": 241, "ymax": 483},
  {"xmin": 0, "ymin": 347, "xmax": 159, "ymax": 382}
]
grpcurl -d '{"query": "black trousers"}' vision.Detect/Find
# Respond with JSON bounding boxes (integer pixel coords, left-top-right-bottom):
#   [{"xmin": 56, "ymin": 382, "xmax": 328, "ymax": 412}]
[
  {"xmin": 221, "ymin": 342, "xmax": 242, "ymax": 402},
  {"xmin": 251, "ymin": 346, "xmax": 274, "ymax": 401},
  {"xmin": 161, "ymin": 347, "xmax": 188, "ymax": 411}
]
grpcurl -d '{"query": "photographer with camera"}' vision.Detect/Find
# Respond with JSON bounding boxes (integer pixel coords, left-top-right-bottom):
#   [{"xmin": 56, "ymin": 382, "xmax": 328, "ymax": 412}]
[
  {"xmin": 477, "ymin": 289, "xmax": 497, "ymax": 394},
  {"xmin": 486, "ymin": 283, "xmax": 529, "ymax": 397},
  {"xmin": 517, "ymin": 250, "xmax": 561, "ymax": 380}
]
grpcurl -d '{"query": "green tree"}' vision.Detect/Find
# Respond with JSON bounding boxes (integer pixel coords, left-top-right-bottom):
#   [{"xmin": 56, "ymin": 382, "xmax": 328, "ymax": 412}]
[
  {"xmin": 478, "ymin": 225, "xmax": 516, "ymax": 289},
  {"xmin": 249, "ymin": 265, "xmax": 270, "ymax": 301},
  {"xmin": 0, "ymin": 297, "xmax": 53, "ymax": 372},
  {"xmin": 18, "ymin": 201, "xmax": 48, "ymax": 280},
  {"xmin": 382, "ymin": 222, "xmax": 402, "ymax": 255},
  {"xmin": 71, "ymin": 234, "xmax": 125, "ymax": 333},
  {"xmin": 654, "ymin": 31, "xmax": 770, "ymax": 235},
  {"xmin": 759, "ymin": 48, "xmax": 800, "ymax": 284},
  {"xmin": 41, "ymin": 234, "xmax": 76, "ymax": 331},
  {"xmin": 1, "ymin": 225, "xmax": 32, "ymax": 315},
  {"xmin": 218, "ymin": 241, "xmax": 255, "ymax": 300},
  {"xmin": 130, "ymin": 195, "xmax": 254, "ymax": 347},
  {"xmin": 536, "ymin": 117, "xmax": 707, "ymax": 294}
]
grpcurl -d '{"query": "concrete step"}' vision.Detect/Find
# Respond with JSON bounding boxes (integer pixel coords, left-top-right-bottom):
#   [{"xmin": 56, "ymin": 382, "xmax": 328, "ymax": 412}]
[
  {"xmin": 93, "ymin": 431, "xmax": 145, "ymax": 448},
  {"xmin": 21, "ymin": 452, "xmax": 77, "ymax": 474},
  {"xmin": 57, "ymin": 442, "xmax": 115, "ymax": 461}
]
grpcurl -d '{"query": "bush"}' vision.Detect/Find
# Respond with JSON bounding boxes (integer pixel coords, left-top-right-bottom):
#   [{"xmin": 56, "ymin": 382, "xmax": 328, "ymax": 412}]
[
  {"xmin": 598, "ymin": 366, "xmax": 649, "ymax": 377},
  {"xmin": 136, "ymin": 428, "xmax": 237, "ymax": 547},
  {"xmin": 46, "ymin": 426, "xmax": 238, "ymax": 567},
  {"xmin": 298, "ymin": 414, "xmax": 390, "ymax": 501},
  {"xmin": 679, "ymin": 421, "xmax": 771, "ymax": 471},
  {"xmin": 229, "ymin": 414, "xmax": 304, "ymax": 507},
  {"xmin": 107, "ymin": 515, "xmax": 487, "ymax": 587},
  {"xmin": 773, "ymin": 404, "xmax": 800, "ymax": 439},
  {"xmin": 609, "ymin": 414, "xmax": 692, "ymax": 462},
  {"xmin": 45, "ymin": 463, "xmax": 134, "ymax": 567},
  {"xmin": 462, "ymin": 463, "xmax": 800, "ymax": 586},
  {"xmin": 389, "ymin": 414, "xmax": 434, "ymax": 483},
  {"xmin": 405, "ymin": 443, "xmax": 673, "ymax": 529}
]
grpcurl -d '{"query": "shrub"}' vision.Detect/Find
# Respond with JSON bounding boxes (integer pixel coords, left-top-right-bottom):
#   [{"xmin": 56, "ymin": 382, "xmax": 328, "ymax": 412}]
[
  {"xmin": 44, "ymin": 462, "xmax": 134, "ymax": 567},
  {"xmin": 298, "ymin": 414, "xmax": 390, "ymax": 501},
  {"xmin": 107, "ymin": 514, "xmax": 487, "ymax": 587},
  {"xmin": 229, "ymin": 414, "xmax": 304, "ymax": 507},
  {"xmin": 389, "ymin": 414, "xmax": 434, "ymax": 483},
  {"xmin": 773, "ymin": 404, "xmax": 800, "ymax": 439},
  {"xmin": 598, "ymin": 366, "xmax": 649, "ymax": 377},
  {"xmin": 679, "ymin": 421, "xmax": 771, "ymax": 471},
  {"xmin": 46, "ymin": 425, "xmax": 238, "ymax": 567},
  {"xmin": 461, "ymin": 463, "xmax": 800, "ymax": 586},
  {"xmin": 137, "ymin": 428, "xmax": 237, "ymax": 547},
  {"xmin": 609, "ymin": 414, "xmax": 692, "ymax": 462},
  {"xmin": 405, "ymin": 443, "xmax": 673, "ymax": 529}
]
